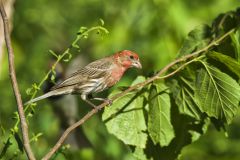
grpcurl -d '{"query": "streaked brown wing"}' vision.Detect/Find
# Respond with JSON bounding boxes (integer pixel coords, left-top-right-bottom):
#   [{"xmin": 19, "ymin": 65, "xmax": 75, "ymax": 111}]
[{"xmin": 51, "ymin": 57, "xmax": 113, "ymax": 90}]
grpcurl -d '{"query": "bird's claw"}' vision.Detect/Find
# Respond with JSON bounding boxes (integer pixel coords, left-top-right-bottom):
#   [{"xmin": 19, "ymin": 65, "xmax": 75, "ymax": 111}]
[{"xmin": 105, "ymin": 98, "xmax": 113, "ymax": 106}]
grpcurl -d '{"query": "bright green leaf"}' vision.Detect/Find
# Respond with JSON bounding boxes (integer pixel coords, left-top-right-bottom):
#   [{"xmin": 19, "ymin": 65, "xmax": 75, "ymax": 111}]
[
  {"xmin": 78, "ymin": 26, "xmax": 88, "ymax": 34},
  {"xmin": 102, "ymin": 91, "xmax": 147, "ymax": 148},
  {"xmin": 99, "ymin": 18, "xmax": 105, "ymax": 26},
  {"xmin": 195, "ymin": 63, "xmax": 240, "ymax": 124},
  {"xmin": 148, "ymin": 82, "xmax": 175, "ymax": 146},
  {"xmin": 132, "ymin": 147, "xmax": 148, "ymax": 160},
  {"xmin": 131, "ymin": 76, "xmax": 146, "ymax": 86}
]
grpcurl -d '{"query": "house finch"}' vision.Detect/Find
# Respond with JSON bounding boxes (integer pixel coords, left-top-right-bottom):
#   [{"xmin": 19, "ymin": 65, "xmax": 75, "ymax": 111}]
[{"xmin": 25, "ymin": 50, "xmax": 142, "ymax": 108}]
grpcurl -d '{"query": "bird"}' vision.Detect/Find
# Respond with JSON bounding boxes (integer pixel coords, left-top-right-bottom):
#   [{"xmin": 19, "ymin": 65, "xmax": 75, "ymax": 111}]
[{"xmin": 25, "ymin": 50, "xmax": 142, "ymax": 108}]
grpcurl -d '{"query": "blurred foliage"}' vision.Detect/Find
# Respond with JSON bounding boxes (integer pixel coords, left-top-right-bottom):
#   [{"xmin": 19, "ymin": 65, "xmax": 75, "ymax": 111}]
[{"xmin": 0, "ymin": 0, "xmax": 240, "ymax": 160}]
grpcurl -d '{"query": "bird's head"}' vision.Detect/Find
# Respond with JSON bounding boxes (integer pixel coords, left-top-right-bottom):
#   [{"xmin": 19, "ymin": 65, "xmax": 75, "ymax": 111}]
[{"xmin": 114, "ymin": 50, "xmax": 142, "ymax": 69}]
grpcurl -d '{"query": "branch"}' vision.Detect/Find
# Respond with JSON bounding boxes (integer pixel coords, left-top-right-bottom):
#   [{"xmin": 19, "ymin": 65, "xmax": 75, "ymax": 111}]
[
  {"xmin": 0, "ymin": 1, "xmax": 35, "ymax": 160},
  {"xmin": 42, "ymin": 27, "xmax": 235, "ymax": 160}
]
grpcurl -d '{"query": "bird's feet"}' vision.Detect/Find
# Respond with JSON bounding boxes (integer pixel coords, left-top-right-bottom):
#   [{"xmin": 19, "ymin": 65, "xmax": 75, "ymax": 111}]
[{"xmin": 104, "ymin": 98, "xmax": 113, "ymax": 106}]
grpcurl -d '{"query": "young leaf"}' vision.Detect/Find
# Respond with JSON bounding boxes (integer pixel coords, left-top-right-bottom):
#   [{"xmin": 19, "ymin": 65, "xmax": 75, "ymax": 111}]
[
  {"xmin": 207, "ymin": 51, "xmax": 240, "ymax": 78},
  {"xmin": 49, "ymin": 50, "xmax": 59, "ymax": 59},
  {"xmin": 77, "ymin": 26, "xmax": 88, "ymax": 34},
  {"xmin": 195, "ymin": 63, "xmax": 240, "ymax": 124},
  {"xmin": 99, "ymin": 18, "xmax": 105, "ymax": 26},
  {"xmin": 148, "ymin": 82, "xmax": 175, "ymax": 146},
  {"xmin": 178, "ymin": 24, "xmax": 212, "ymax": 57}
]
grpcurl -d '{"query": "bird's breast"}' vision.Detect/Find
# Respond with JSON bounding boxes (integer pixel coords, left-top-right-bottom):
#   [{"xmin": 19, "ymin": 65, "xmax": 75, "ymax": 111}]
[{"xmin": 107, "ymin": 66, "xmax": 126, "ymax": 87}]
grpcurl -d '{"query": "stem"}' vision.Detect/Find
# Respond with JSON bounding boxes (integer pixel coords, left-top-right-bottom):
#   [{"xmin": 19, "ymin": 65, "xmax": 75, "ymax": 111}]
[
  {"xmin": 42, "ymin": 27, "xmax": 235, "ymax": 160},
  {"xmin": 0, "ymin": 1, "xmax": 35, "ymax": 160}
]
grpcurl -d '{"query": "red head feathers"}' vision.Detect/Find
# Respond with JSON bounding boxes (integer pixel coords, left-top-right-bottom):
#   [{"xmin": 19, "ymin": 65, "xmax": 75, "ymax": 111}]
[{"xmin": 113, "ymin": 50, "xmax": 142, "ymax": 69}]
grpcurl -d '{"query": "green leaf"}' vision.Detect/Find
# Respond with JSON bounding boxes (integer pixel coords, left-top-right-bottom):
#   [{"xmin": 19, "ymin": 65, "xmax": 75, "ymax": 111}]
[
  {"xmin": 49, "ymin": 50, "xmax": 59, "ymax": 58},
  {"xmin": 175, "ymin": 77, "xmax": 202, "ymax": 120},
  {"xmin": 195, "ymin": 62, "xmax": 240, "ymax": 124},
  {"xmin": 207, "ymin": 51, "xmax": 240, "ymax": 78},
  {"xmin": 148, "ymin": 82, "xmax": 175, "ymax": 146},
  {"xmin": 117, "ymin": 76, "xmax": 147, "ymax": 92},
  {"xmin": 77, "ymin": 26, "xmax": 88, "ymax": 34},
  {"xmin": 30, "ymin": 133, "xmax": 43, "ymax": 143},
  {"xmin": 131, "ymin": 76, "xmax": 146, "ymax": 86},
  {"xmin": 99, "ymin": 18, "xmax": 105, "ymax": 26},
  {"xmin": 50, "ymin": 69, "xmax": 56, "ymax": 83},
  {"xmin": 71, "ymin": 43, "xmax": 80, "ymax": 49},
  {"xmin": 26, "ymin": 87, "xmax": 34, "ymax": 95},
  {"xmin": 230, "ymin": 29, "xmax": 240, "ymax": 62},
  {"xmin": 212, "ymin": 11, "xmax": 239, "ymax": 35},
  {"xmin": 32, "ymin": 83, "xmax": 40, "ymax": 90},
  {"xmin": 102, "ymin": 91, "xmax": 147, "ymax": 148},
  {"xmin": 166, "ymin": 66, "xmax": 203, "ymax": 120},
  {"xmin": 178, "ymin": 24, "xmax": 212, "ymax": 57},
  {"xmin": 132, "ymin": 147, "xmax": 148, "ymax": 160}
]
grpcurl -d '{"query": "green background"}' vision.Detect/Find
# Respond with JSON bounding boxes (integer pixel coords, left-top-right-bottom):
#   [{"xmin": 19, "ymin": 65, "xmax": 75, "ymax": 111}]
[{"xmin": 0, "ymin": 0, "xmax": 240, "ymax": 159}]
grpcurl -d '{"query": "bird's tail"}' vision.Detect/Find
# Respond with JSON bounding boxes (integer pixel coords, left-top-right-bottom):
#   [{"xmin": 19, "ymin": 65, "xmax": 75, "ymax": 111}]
[{"xmin": 24, "ymin": 88, "xmax": 72, "ymax": 105}]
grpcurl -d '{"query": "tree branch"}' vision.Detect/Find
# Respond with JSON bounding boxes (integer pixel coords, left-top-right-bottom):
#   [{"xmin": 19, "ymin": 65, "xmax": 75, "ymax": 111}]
[
  {"xmin": 42, "ymin": 27, "xmax": 235, "ymax": 160},
  {"xmin": 0, "ymin": 1, "xmax": 35, "ymax": 160}
]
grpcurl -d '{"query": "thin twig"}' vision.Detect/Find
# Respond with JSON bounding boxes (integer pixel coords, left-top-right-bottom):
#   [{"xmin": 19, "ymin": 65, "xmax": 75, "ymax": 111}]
[
  {"xmin": 42, "ymin": 27, "xmax": 235, "ymax": 160},
  {"xmin": 0, "ymin": 1, "xmax": 35, "ymax": 160}
]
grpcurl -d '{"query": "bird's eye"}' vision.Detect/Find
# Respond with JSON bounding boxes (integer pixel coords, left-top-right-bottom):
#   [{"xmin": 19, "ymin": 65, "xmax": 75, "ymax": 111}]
[{"xmin": 129, "ymin": 55, "xmax": 134, "ymax": 60}]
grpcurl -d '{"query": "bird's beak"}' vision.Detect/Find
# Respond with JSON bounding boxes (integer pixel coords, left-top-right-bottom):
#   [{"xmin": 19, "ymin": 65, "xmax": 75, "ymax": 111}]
[{"xmin": 132, "ymin": 60, "xmax": 142, "ymax": 69}]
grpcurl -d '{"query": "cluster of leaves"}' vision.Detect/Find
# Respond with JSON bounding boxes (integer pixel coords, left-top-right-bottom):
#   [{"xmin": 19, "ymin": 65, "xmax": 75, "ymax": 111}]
[{"xmin": 102, "ymin": 8, "xmax": 240, "ymax": 160}]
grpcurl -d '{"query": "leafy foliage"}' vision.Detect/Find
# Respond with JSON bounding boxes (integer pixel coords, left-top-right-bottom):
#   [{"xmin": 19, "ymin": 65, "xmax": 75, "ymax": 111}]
[
  {"xmin": 178, "ymin": 24, "xmax": 212, "ymax": 56},
  {"xmin": 102, "ymin": 8, "xmax": 240, "ymax": 159}
]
